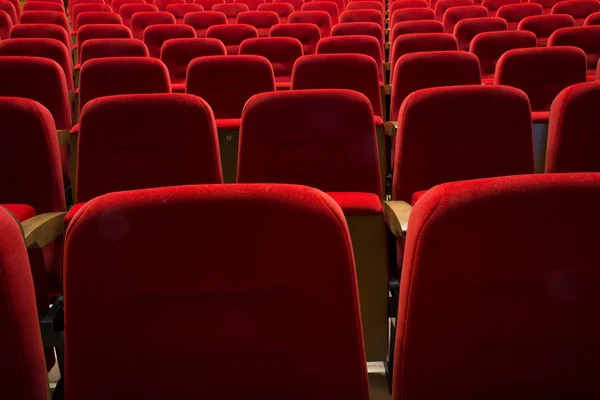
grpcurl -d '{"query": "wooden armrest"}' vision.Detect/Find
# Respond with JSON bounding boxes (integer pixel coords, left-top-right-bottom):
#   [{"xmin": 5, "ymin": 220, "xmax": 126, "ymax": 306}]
[
  {"xmin": 385, "ymin": 42, "xmax": 390, "ymax": 50},
  {"xmin": 384, "ymin": 84, "xmax": 392, "ymax": 96},
  {"xmin": 57, "ymin": 129, "xmax": 70, "ymax": 146},
  {"xmin": 385, "ymin": 61, "xmax": 390, "ymax": 71},
  {"xmin": 22, "ymin": 212, "xmax": 66, "ymax": 248},
  {"xmin": 383, "ymin": 200, "xmax": 412, "ymax": 236},
  {"xmin": 384, "ymin": 120, "xmax": 397, "ymax": 136}
]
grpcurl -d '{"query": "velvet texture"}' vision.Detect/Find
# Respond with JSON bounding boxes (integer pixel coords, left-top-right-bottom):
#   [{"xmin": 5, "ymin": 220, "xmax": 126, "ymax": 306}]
[
  {"xmin": 302, "ymin": 1, "xmax": 340, "ymax": 25},
  {"xmin": 434, "ymin": 0, "xmax": 474, "ymax": 21},
  {"xmin": 389, "ymin": 20, "xmax": 444, "ymax": 46},
  {"xmin": 75, "ymin": 11, "xmax": 122, "ymax": 31},
  {"xmin": 331, "ymin": 22, "xmax": 385, "ymax": 55},
  {"xmin": 288, "ymin": 10, "xmax": 332, "ymax": 37},
  {"xmin": 391, "ymin": 8, "xmax": 435, "ymax": 28},
  {"xmin": 454, "ymin": 16, "xmax": 508, "ymax": 50},
  {"xmin": 551, "ymin": 0, "xmax": 600, "ymax": 25},
  {"xmin": 207, "ymin": 23, "xmax": 258, "ymax": 54},
  {"xmin": 183, "ymin": 10, "xmax": 227, "ymax": 37},
  {"xmin": 269, "ymin": 22, "xmax": 321, "ymax": 54},
  {"xmin": 236, "ymin": 10, "xmax": 280, "ymax": 36},
  {"xmin": 9, "ymin": 23, "xmax": 70, "ymax": 48},
  {"xmin": 166, "ymin": 3, "xmax": 204, "ymax": 23},
  {"xmin": 130, "ymin": 11, "xmax": 175, "ymax": 40},
  {"xmin": 470, "ymin": 30, "xmax": 537, "ymax": 76},
  {"xmin": 239, "ymin": 37, "xmax": 303, "ymax": 83},
  {"xmin": 442, "ymin": 5, "xmax": 488, "ymax": 33},
  {"xmin": 340, "ymin": 9, "xmax": 384, "ymax": 29},
  {"xmin": 548, "ymin": 25, "xmax": 600, "ymax": 70},
  {"xmin": 517, "ymin": 14, "xmax": 574, "ymax": 46},
  {"xmin": 316, "ymin": 35, "xmax": 383, "ymax": 81},
  {"xmin": 497, "ymin": 3, "xmax": 542, "ymax": 29},
  {"xmin": 80, "ymin": 38, "xmax": 149, "ymax": 65},
  {"xmin": 119, "ymin": 4, "xmax": 158, "ymax": 28},
  {"xmin": 258, "ymin": 2, "xmax": 294, "ymax": 22},
  {"xmin": 143, "ymin": 23, "xmax": 196, "ymax": 58},
  {"xmin": 214, "ymin": 3, "xmax": 249, "ymax": 23},
  {"xmin": 161, "ymin": 38, "xmax": 225, "ymax": 86},
  {"xmin": 76, "ymin": 24, "xmax": 132, "ymax": 63}
]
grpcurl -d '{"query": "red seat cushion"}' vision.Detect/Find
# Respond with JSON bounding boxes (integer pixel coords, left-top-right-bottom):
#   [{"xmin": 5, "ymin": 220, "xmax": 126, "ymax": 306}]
[
  {"xmin": 326, "ymin": 192, "xmax": 383, "ymax": 216},
  {"xmin": 64, "ymin": 202, "xmax": 85, "ymax": 227},
  {"xmin": 411, "ymin": 190, "xmax": 427, "ymax": 205},
  {"xmin": 1, "ymin": 204, "xmax": 36, "ymax": 222},
  {"xmin": 215, "ymin": 118, "xmax": 241, "ymax": 130}
]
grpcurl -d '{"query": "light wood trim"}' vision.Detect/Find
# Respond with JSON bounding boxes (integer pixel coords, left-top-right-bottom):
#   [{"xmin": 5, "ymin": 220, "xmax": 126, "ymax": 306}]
[
  {"xmin": 383, "ymin": 200, "xmax": 411, "ymax": 236},
  {"xmin": 22, "ymin": 212, "xmax": 66, "ymax": 248},
  {"xmin": 385, "ymin": 41, "xmax": 390, "ymax": 50},
  {"xmin": 385, "ymin": 61, "xmax": 391, "ymax": 71},
  {"xmin": 70, "ymin": 133, "xmax": 78, "ymax": 202},
  {"xmin": 384, "ymin": 120, "xmax": 397, "ymax": 136},
  {"xmin": 57, "ymin": 129, "xmax": 70, "ymax": 146},
  {"xmin": 384, "ymin": 84, "xmax": 392, "ymax": 95}
]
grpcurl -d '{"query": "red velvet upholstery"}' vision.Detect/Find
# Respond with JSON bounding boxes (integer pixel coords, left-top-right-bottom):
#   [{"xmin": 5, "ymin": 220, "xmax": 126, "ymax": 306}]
[
  {"xmin": 434, "ymin": 0, "xmax": 474, "ymax": 21},
  {"xmin": 238, "ymin": 89, "xmax": 381, "ymax": 198},
  {"xmin": 481, "ymin": 0, "xmax": 518, "ymax": 16},
  {"xmin": 69, "ymin": 0, "xmax": 104, "ymax": 17},
  {"xmin": 131, "ymin": 11, "xmax": 175, "ymax": 40},
  {"xmin": 79, "ymin": 57, "xmax": 171, "ymax": 112},
  {"xmin": 23, "ymin": 1, "xmax": 66, "ymax": 13},
  {"xmin": 269, "ymin": 22, "xmax": 321, "ymax": 54},
  {"xmin": 392, "ymin": 85, "xmax": 534, "ymax": 205},
  {"xmin": 302, "ymin": 1, "xmax": 340, "ymax": 25},
  {"xmin": 154, "ymin": 0, "xmax": 185, "ymax": 11},
  {"xmin": 81, "ymin": 38, "xmax": 149, "ymax": 65},
  {"xmin": 552, "ymin": 0, "xmax": 600, "ymax": 25},
  {"xmin": 0, "ymin": 207, "xmax": 48, "ymax": 400},
  {"xmin": 347, "ymin": 1, "xmax": 385, "ymax": 13},
  {"xmin": 237, "ymin": 10, "xmax": 280, "ymax": 37},
  {"xmin": 495, "ymin": 46, "xmax": 587, "ymax": 111},
  {"xmin": 389, "ymin": 33, "xmax": 457, "ymax": 82},
  {"xmin": 454, "ymin": 16, "xmax": 508, "ymax": 50},
  {"xmin": 529, "ymin": 0, "xmax": 562, "ymax": 12},
  {"xmin": 326, "ymin": 192, "xmax": 383, "ymax": 216},
  {"xmin": 234, "ymin": 0, "xmax": 266, "ymax": 10},
  {"xmin": 75, "ymin": 12, "xmax": 123, "ymax": 31},
  {"xmin": 112, "ymin": 0, "xmax": 145, "ymax": 13},
  {"xmin": 143, "ymin": 23, "xmax": 196, "ymax": 57},
  {"xmin": 546, "ymin": 81, "xmax": 600, "ymax": 172},
  {"xmin": 517, "ymin": 14, "xmax": 574, "ymax": 46},
  {"xmin": 291, "ymin": 53, "xmax": 383, "ymax": 118},
  {"xmin": 275, "ymin": 0, "xmax": 304, "ymax": 11},
  {"xmin": 0, "ymin": 1, "xmax": 18, "ymax": 25},
  {"xmin": 288, "ymin": 10, "xmax": 332, "ymax": 37},
  {"xmin": 119, "ymin": 3, "xmax": 158, "ymax": 28},
  {"xmin": 27, "ymin": 0, "xmax": 63, "ymax": 4},
  {"xmin": 76, "ymin": 24, "xmax": 132, "ymax": 63},
  {"xmin": 470, "ymin": 30, "xmax": 537, "ymax": 77},
  {"xmin": 497, "ymin": 3, "xmax": 543, "ymax": 29},
  {"xmin": 340, "ymin": 9, "xmax": 384, "ymax": 29},
  {"xmin": 1, "ymin": 0, "xmax": 18, "ymax": 18},
  {"xmin": 389, "ymin": 20, "xmax": 445, "ymax": 46},
  {"xmin": 442, "ymin": 5, "xmax": 488, "ymax": 33},
  {"xmin": 331, "ymin": 22, "xmax": 384, "ymax": 55},
  {"xmin": 239, "ymin": 37, "xmax": 303, "ymax": 85},
  {"xmin": 64, "ymin": 184, "xmax": 368, "ymax": 399},
  {"xmin": 166, "ymin": 3, "xmax": 204, "ymax": 23},
  {"xmin": 187, "ymin": 55, "xmax": 274, "ymax": 119},
  {"xmin": 72, "ymin": 5, "xmax": 114, "ymax": 32},
  {"xmin": 20, "ymin": 11, "xmax": 69, "ymax": 34},
  {"xmin": 316, "ymin": 35, "xmax": 383, "ymax": 81},
  {"xmin": 214, "ymin": 2, "xmax": 249, "ymax": 23},
  {"xmin": 258, "ymin": 2, "xmax": 294, "ymax": 23},
  {"xmin": 2, "ymin": 204, "xmax": 36, "ymax": 222},
  {"xmin": 207, "ymin": 24, "xmax": 257, "ymax": 54},
  {"xmin": 161, "ymin": 38, "xmax": 226, "ymax": 87},
  {"xmin": 391, "ymin": 8, "xmax": 435, "ymax": 28},
  {"xmin": 193, "ymin": 0, "xmax": 225, "ymax": 9},
  {"xmin": 390, "ymin": 0, "xmax": 429, "ymax": 13},
  {"xmin": 0, "ymin": 38, "xmax": 74, "ymax": 91},
  {"xmin": 584, "ymin": 10, "xmax": 600, "ymax": 25},
  {"xmin": 548, "ymin": 26, "xmax": 600, "ymax": 71},
  {"xmin": 394, "ymin": 173, "xmax": 600, "ymax": 399},
  {"xmin": 9, "ymin": 24, "xmax": 70, "ymax": 48},
  {"xmin": 76, "ymin": 94, "xmax": 222, "ymax": 203},
  {"xmin": 183, "ymin": 11, "xmax": 227, "ymax": 37}
]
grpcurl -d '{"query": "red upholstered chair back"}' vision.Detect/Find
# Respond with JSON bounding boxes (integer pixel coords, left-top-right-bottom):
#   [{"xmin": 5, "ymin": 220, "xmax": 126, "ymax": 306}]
[
  {"xmin": 9, "ymin": 23, "xmax": 70, "ymax": 48},
  {"xmin": 288, "ymin": 10, "xmax": 332, "ymax": 37},
  {"xmin": 392, "ymin": 85, "xmax": 534, "ymax": 203},
  {"xmin": 64, "ymin": 184, "xmax": 368, "ymax": 399},
  {"xmin": 213, "ymin": 2, "xmax": 249, "ymax": 23},
  {"xmin": 454, "ymin": 16, "xmax": 508, "ymax": 50},
  {"xmin": 497, "ymin": 3, "xmax": 543, "ymax": 29},
  {"xmin": 481, "ymin": 0, "xmax": 519, "ymax": 15},
  {"xmin": 166, "ymin": 3, "xmax": 204, "ymax": 23},
  {"xmin": 275, "ymin": 0, "xmax": 304, "ymax": 11},
  {"xmin": 183, "ymin": 10, "xmax": 227, "ymax": 37},
  {"xmin": 292, "ymin": 53, "xmax": 382, "ymax": 117},
  {"xmin": 24, "ymin": 1, "xmax": 66, "ymax": 13},
  {"xmin": 236, "ymin": 10, "xmax": 280, "ymax": 36},
  {"xmin": 517, "ymin": 14, "xmax": 574, "ymax": 46},
  {"xmin": 68, "ymin": 0, "xmax": 104, "ymax": 17},
  {"xmin": 389, "ymin": 19, "xmax": 444, "ymax": 45},
  {"xmin": 434, "ymin": 0, "xmax": 474, "ymax": 21},
  {"xmin": 237, "ymin": 89, "xmax": 382, "ymax": 197},
  {"xmin": 546, "ymin": 82, "xmax": 600, "ymax": 172},
  {"xmin": 390, "ymin": 8, "xmax": 435, "ymax": 28},
  {"xmin": 193, "ymin": 0, "xmax": 225, "ymax": 9},
  {"xmin": 0, "ymin": 206, "xmax": 48, "ymax": 400},
  {"xmin": 584, "ymin": 10, "xmax": 600, "ymax": 25},
  {"xmin": 77, "ymin": 24, "xmax": 132, "ymax": 63},
  {"xmin": 552, "ymin": 0, "xmax": 600, "ymax": 25},
  {"xmin": 79, "ymin": 57, "xmax": 171, "ymax": 112},
  {"xmin": 0, "ymin": 1, "xmax": 18, "ymax": 25},
  {"xmin": 75, "ymin": 11, "xmax": 123, "ymax": 30},
  {"xmin": 111, "ymin": 0, "xmax": 145, "ymax": 13},
  {"xmin": 186, "ymin": 54, "xmax": 275, "ymax": 119},
  {"xmin": 331, "ymin": 21, "xmax": 384, "ymax": 54},
  {"xmin": 239, "ymin": 36, "xmax": 303, "ymax": 80},
  {"xmin": 316, "ymin": 34, "xmax": 383, "ymax": 81},
  {"xmin": 153, "ymin": 0, "xmax": 185, "ymax": 11},
  {"xmin": 143, "ymin": 23, "xmax": 196, "ymax": 58},
  {"xmin": 206, "ymin": 24, "xmax": 258, "ymax": 54},
  {"xmin": 0, "ymin": 56, "xmax": 71, "ymax": 130},
  {"xmin": 340, "ymin": 8, "xmax": 384, "ymax": 28},
  {"xmin": 470, "ymin": 30, "xmax": 537, "ymax": 75},
  {"xmin": 269, "ymin": 22, "xmax": 321, "ymax": 54},
  {"xmin": 347, "ymin": 1, "xmax": 385, "ymax": 13},
  {"xmin": 257, "ymin": 2, "xmax": 294, "ymax": 22},
  {"xmin": 130, "ymin": 11, "xmax": 175, "ymax": 40},
  {"xmin": 20, "ymin": 10, "xmax": 69, "ymax": 33},
  {"xmin": 119, "ymin": 3, "xmax": 158, "ymax": 28},
  {"xmin": 302, "ymin": 1, "xmax": 340, "ymax": 25},
  {"xmin": 548, "ymin": 26, "xmax": 600, "ymax": 69},
  {"xmin": 0, "ymin": 38, "xmax": 74, "ymax": 91},
  {"xmin": 494, "ymin": 46, "xmax": 587, "ymax": 111},
  {"xmin": 394, "ymin": 173, "xmax": 600, "ymax": 399},
  {"xmin": 161, "ymin": 37, "xmax": 226, "ymax": 83},
  {"xmin": 391, "ymin": 0, "xmax": 429, "ymax": 10},
  {"xmin": 234, "ymin": 0, "xmax": 266, "ymax": 10},
  {"xmin": 442, "ymin": 5, "xmax": 488, "ymax": 33},
  {"xmin": 81, "ymin": 38, "xmax": 149, "ymax": 64},
  {"xmin": 76, "ymin": 94, "xmax": 222, "ymax": 202}
]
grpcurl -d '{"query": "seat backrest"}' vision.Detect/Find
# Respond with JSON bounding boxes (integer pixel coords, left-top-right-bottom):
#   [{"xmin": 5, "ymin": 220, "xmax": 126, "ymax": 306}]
[
  {"xmin": 69, "ymin": 0, "xmax": 104, "ymax": 17},
  {"xmin": 258, "ymin": 2, "xmax": 295, "ymax": 21},
  {"xmin": 394, "ymin": 172, "xmax": 600, "ymax": 399},
  {"xmin": 0, "ymin": 56, "xmax": 71, "ymax": 129},
  {"xmin": 0, "ymin": 38, "xmax": 74, "ymax": 91},
  {"xmin": 496, "ymin": 2, "xmax": 543, "ymax": 24},
  {"xmin": 454, "ymin": 16, "xmax": 508, "ymax": 50},
  {"xmin": 0, "ymin": 205, "xmax": 49, "ymax": 400},
  {"xmin": 79, "ymin": 57, "xmax": 171, "ymax": 111},
  {"xmin": 269, "ymin": 23, "xmax": 321, "ymax": 54},
  {"xmin": 390, "ymin": 0, "xmax": 429, "ymax": 14},
  {"xmin": 0, "ymin": 97, "xmax": 65, "ymax": 213},
  {"xmin": 552, "ymin": 0, "xmax": 600, "ymax": 21},
  {"xmin": 233, "ymin": 0, "xmax": 266, "ymax": 10},
  {"xmin": 186, "ymin": 54, "xmax": 275, "ymax": 119},
  {"xmin": 291, "ymin": 53, "xmax": 382, "ymax": 118},
  {"xmin": 340, "ymin": 9, "xmax": 384, "ymax": 28},
  {"xmin": 193, "ymin": 0, "xmax": 225, "ymax": 9},
  {"xmin": 77, "ymin": 24, "xmax": 132, "ymax": 63},
  {"xmin": 288, "ymin": 10, "xmax": 332, "ymax": 37},
  {"xmin": 0, "ymin": 1, "xmax": 18, "ymax": 25},
  {"xmin": 517, "ymin": 14, "xmax": 574, "ymax": 45},
  {"xmin": 119, "ymin": 3, "xmax": 158, "ymax": 28},
  {"xmin": 316, "ymin": 34, "xmax": 383, "ymax": 80},
  {"xmin": 548, "ymin": 26, "xmax": 600, "ymax": 69},
  {"xmin": 161, "ymin": 37, "xmax": 226, "ymax": 83},
  {"xmin": 481, "ymin": 0, "xmax": 519, "ymax": 13},
  {"xmin": 65, "ymin": 183, "xmax": 368, "ymax": 400},
  {"xmin": 391, "ymin": 8, "xmax": 435, "ymax": 28},
  {"xmin": 238, "ymin": 89, "xmax": 381, "ymax": 197},
  {"xmin": 347, "ymin": 1, "xmax": 385, "ymax": 13},
  {"xmin": 274, "ymin": 0, "xmax": 304, "ymax": 10},
  {"xmin": 390, "ymin": 51, "xmax": 481, "ymax": 121},
  {"xmin": 111, "ymin": 0, "xmax": 145, "ymax": 13},
  {"xmin": 9, "ymin": 23, "xmax": 70, "ymax": 48},
  {"xmin": 546, "ymin": 81, "xmax": 600, "ymax": 172},
  {"xmin": 166, "ymin": 3, "xmax": 204, "ymax": 22},
  {"xmin": 81, "ymin": 38, "xmax": 149, "ymax": 64},
  {"xmin": 528, "ymin": 0, "xmax": 562, "ymax": 10},
  {"xmin": 143, "ymin": 23, "xmax": 196, "ymax": 58},
  {"xmin": 75, "ymin": 11, "xmax": 123, "ymax": 30},
  {"xmin": 442, "ymin": 5, "xmax": 489, "ymax": 33},
  {"xmin": 20, "ymin": 10, "xmax": 69, "ymax": 33},
  {"xmin": 76, "ymin": 93, "xmax": 222, "ymax": 202},
  {"xmin": 495, "ymin": 46, "xmax": 587, "ymax": 111},
  {"xmin": 239, "ymin": 36, "xmax": 303, "ymax": 78},
  {"xmin": 183, "ymin": 10, "xmax": 227, "ymax": 37},
  {"xmin": 213, "ymin": 2, "xmax": 249, "ymax": 23},
  {"xmin": 470, "ymin": 30, "xmax": 537, "ymax": 75},
  {"xmin": 130, "ymin": 11, "xmax": 175, "ymax": 40},
  {"xmin": 153, "ymin": 0, "xmax": 185, "ymax": 11},
  {"xmin": 0, "ymin": 11, "xmax": 11, "ymax": 39},
  {"xmin": 236, "ymin": 10, "xmax": 281, "ymax": 33},
  {"xmin": 23, "ymin": 1, "xmax": 66, "ymax": 13},
  {"xmin": 434, "ymin": 0, "xmax": 474, "ymax": 21},
  {"xmin": 390, "ymin": 20, "xmax": 445, "ymax": 45},
  {"xmin": 331, "ymin": 21, "xmax": 384, "ymax": 54},
  {"xmin": 302, "ymin": 1, "xmax": 340, "ymax": 24},
  {"xmin": 584, "ymin": 10, "xmax": 600, "ymax": 25},
  {"xmin": 207, "ymin": 24, "xmax": 258, "ymax": 54},
  {"xmin": 390, "ymin": 32, "xmax": 457, "ymax": 81}
]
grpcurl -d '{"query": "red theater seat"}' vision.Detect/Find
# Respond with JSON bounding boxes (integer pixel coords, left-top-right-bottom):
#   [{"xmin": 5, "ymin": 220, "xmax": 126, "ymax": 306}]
[
  {"xmin": 183, "ymin": 11, "xmax": 227, "ymax": 37},
  {"xmin": 331, "ymin": 22, "xmax": 385, "ymax": 56},
  {"xmin": 389, "ymin": 19, "xmax": 445, "ymax": 46},
  {"xmin": 390, "ymin": 0, "xmax": 429, "ymax": 14},
  {"xmin": 551, "ymin": 0, "xmax": 600, "ymax": 26},
  {"xmin": 81, "ymin": 38, "xmax": 149, "ymax": 65},
  {"xmin": 68, "ymin": 0, "xmax": 104, "ymax": 17},
  {"xmin": 130, "ymin": 11, "xmax": 175, "ymax": 40},
  {"xmin": 193, "ymin": 0, "xmax": 225, "ymax": 8},
  {"xmin": 75, "ymin": 12, "xmax": 123, "ymax": 33},
  {"xmin": 454, "ymin": 16, "xmax": 508, "ymax": 50},
  {"xmin": 213, "ymin": 2, "xmax": 249, "ymax": 23},
  {"xmin": 0, "ymin": 0, "xmax": 18, "ymax": 24},
  {"xmin": 391, "ymin": 7, "xmax": 436, "ymax": 29},
  {"xmin": 340, "ymin": 9, "xmax": 384, "ymax": 29},
  {"xmin": 269, "ymin": 22, "xmax": 321, "ymax": 54},
  {"xmin": 481, "ymin": 0, "xmax": 519, "ymax": 17},
  {"xmin": 518, "ymin": 13, "xmax": 574, "ymax": 46},
  {"xmin": 434, "ymin": 0, "xmax": 474, "ymax": 21},
  {"xmin": 548, "ymin": 26, "xmax": 600, "ymax": 75},
  {"xmin": 528, "ymin": 0, "xmax": 563, "ymax": 14},
  {"xmin": 23, "ymin": 1, "xmax": 66, "ymax": 13},
  {"xmin": 442, "ymin": 5, "xmax": 488, "ymax": 33},
  {"xmin": 154, "ymin": 0, "xmax": 185, "ymax": 11},
  {"xmin": 143, "ymin": 23, "xmax": 196, "ymax": 57},
  {"xmin": 497, "ymin": 2, "xmax": 543, "ymax": 29},
  {"xmin": 207, "ymin": 24, "xmax": 258, "ymax": 54},
  {"xmin": 257, "ymin": 2, "xmax": 294, "ymax": 22},
  {"xmin": 233, "ymin": 0, "xmax": 266, "ymax": 10},
  {"xmin": 302, "ymin": 1, "xmax": 340, "ymax": 24},
  {"xmin": 317, "ymin": 35, "xmax": 384, "ymax": 82},
  {"xmin": 112, "ymin": 0, "xmax": 145, "ymax": 13},
  {"xmin": 0, "ymin": 10, "xmax": 11, "ymax": 39},
  {"xmin": 119, "ymin": 3, "xmax": 159, "ymax": 28},
  {"xmin": 237, "ymin": 10, "xmax": 280, "ymax": 36},
  {"xmin": 20, "ymin": 11, "xmax": 70, "ymax": 34},
  {"xmin": 347, "ymin": 1, "xmax": 385, "ymax": 13},
  {"xmin": 10, "ymin": 24, "xmax": 70, "ymax": 49},
  {"xmin": 288, "ymin": 10, "xmax": 332, "ymax": 37},
  {"xmin": 76, "ymin": 24, "xmax": 132, "ymax": 65},
  {"xmin": 584, "ymin": 10, "xmax": 600, "ymax": 25},
  {"xmin": 166, "ymin": 3, "xmax": 204, "ymax": 23},
  {"xmin": 275, "ymin": 0, "xmax": 304, "ymax": 10}
]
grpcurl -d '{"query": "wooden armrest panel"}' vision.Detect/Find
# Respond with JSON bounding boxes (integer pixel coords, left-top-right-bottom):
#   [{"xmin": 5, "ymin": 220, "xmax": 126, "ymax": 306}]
[
  {"xmin": 383, "ymin": 200, "xmax": 411, "ymax": 236},
  {"xmin": 22, "ymin": 212, "xmax": 66, "ymax": 248},
  {"xmin": 384, "ymin": 120, "xmax": 397, "ymax": 136}
]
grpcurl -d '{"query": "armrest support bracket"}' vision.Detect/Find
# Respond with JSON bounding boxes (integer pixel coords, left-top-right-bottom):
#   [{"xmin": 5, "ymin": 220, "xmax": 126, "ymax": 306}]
[{"xmin": 383, "ymin": 200, "xmax": 412, "ymax": 236}]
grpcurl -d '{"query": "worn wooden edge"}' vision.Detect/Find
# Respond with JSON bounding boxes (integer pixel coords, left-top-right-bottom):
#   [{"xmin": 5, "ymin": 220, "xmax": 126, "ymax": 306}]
[
  {"xmin": 384, "ymin": 84, "xmax": 392, "ymax": 96},
  {"xmin": 383, "ymin": 200, "xmax": 411, "ymax": 236},
  {"xmin": 384, "ymin": 120, "xmax": 397, "ymax": 137},
  {"xmin": 384, "ymin": 61, "xmax": 391, "ymax": 71},
  {"xmin": 22, "ymin": 212, "xmax": 66, "ymax": 248}
]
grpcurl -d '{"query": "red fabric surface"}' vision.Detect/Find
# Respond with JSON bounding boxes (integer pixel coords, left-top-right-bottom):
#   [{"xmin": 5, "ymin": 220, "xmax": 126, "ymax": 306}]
[
  {"xmin": 274, "ymin": 0, "xmax": 304, "ymax": 10},
  {"xmin": 442, "ymin": 5, "xmax": 488, "ymax": 33},
  {"xmin": 258, "ymin": 2, "xmax": 294, "ymax": 22},
  {"xmin": 269, "ymin": 22, "xmax": 321, "ymax": 55},
  {"xmin": 497, "ymin": 3, "xmax": 542, "ymax": 28},
  {"xmin": 183, "ymin": 10, "xmax": 227, "ymax": 37},
  {"xmin": 394, "ymin": 173, "xmax": 600, "ymax": 399},
  {"xmin": 340, "ymin": 9, "xmax": 384, "ymax": 29},
  {"xmin": 119, "ymin": 4, "xmax": 158, "ymax": 28},
  {"xmin": 161, "ymin": 37, "xmax": 225, "ymax": 82},
  {"xmin": 288, "ymin": 10, "xmax": 332, "ymax": 37},
  {"xmin": 77, "ymin": 93, "xmax": 222, "ymax": 202},
  {"xmin": 239, "ymin": 37, "xmax": 303, "ymax": 79},
  {"xmin": 347, "ymin": 1, "xmax": 385, "ymax": 13},
  {"xmin": 494, "ymin": 46, "xmax": 587, "ymax": 111},
  {"xmin": 469, "ymin": 29, "xmax": 536, "ymax": 75},
  {"xmin": 207, "ymin": 24, "xmax": 257, "ymax": 54},
  {"xmin": 548, "ymin": 26, "xmax": 600, "ymax": 69},
  {"xmin": 64, "ymin": 184, "xmax": 368, "ymax": 399},
  {"xmin": 81, "ymin": 38, "xmax": 149, "ymax": 65},
  {"xmin": 214, "ymin": 3, "xmax": 249, "ymax": 23},
  {"xmin": 76, "ymin": 24, "xmax": 132, "ymax": 63},
  {"xmin": 69, "ymin": 0, "xmax": 104, "ymax": 16},
  {"xmin": 20, "ymin": 10, "xmax": 69, "ymax": 34},
  {"xmin": 584, "ymin": 10, "xmax": 600, "ymax": 25},
  {"xmin": 390, "ymin": 0, "xmax": 429, "ymax": 14},
  {"xmin": 552, "ymin": 0, "xmax": 600, "ymax": 25},
  {"xmin": 75, "ymin": 11, "xmax": 122, "ymax": 30},
  {"xmin": 391, "ymin": 8, "xmax": 435, "ymax": 28},
  {"xmin": 154, "ymin": 0, "xmax": 185, "ymax": 11},
  {"xmin": 23, "ymin": 1, "xmax": 66, "ymax": 13},
  {"xmin": 0, "ymin": 1, "xmax": 17, "ymax": 25},
  {"xmin": 389, "ymin": 20, "xmax": 444, "ymax": 46},
  {"xmin": 434, "ymin": 0, "xmax": 474, "ymax": 21},
  {"xmin": 9, "ymin": 23, "xmax": 70, "ymax": 49},
  {"xmin": 186, "ymin": 54, "xmax": 275, "ymax": 118},
  {"xmin": 194, "ymin": 0, "xmax": 225, "ymax": 8},
  {"xmin": 166, "ymin": 3, "xmax": 204, "ymax": 23},
  {"xmin": 234, "ymin": 0, "xmax": 266, "ymax": 10},
  {"xmin": 326, "ymin": 192, "xmax": 383, "ymax": 215},
  {"xmin": 130, "ymin": 11, "xmax": 175, "ymax": 40},
  {"xmin": 0, "ymin": 208, "xmax": 48, "ymax": 400},
  {"xmin": 238, "ymin": 89, "xmax": 381, "ymax": 197},
  {"xmin": 392, "ymin": 85, "xmax": 535, "ymax": 203},
  {"xmin": 215, "ymin": 117, "xmax": 241, "ymax": 129},
  {"xmin": 2, "ymin": 204, "xmax": 36, "ymax": 222},
  {"xmin": 64, "ymin": 203, "xmax": 84, "ymax": 227},
  {"xmin": 316, "ymin": 35, "xmax": 383, "ymax": 80},
  {"xmin": 112, "ymin": 0, "xmax": 145, "ymax": 13},
  {"xmin": 332, "ymin": 22, "xmax": 384, "ymax": 55},
  {"xmin": 481, "ymin": 0, "xmax": 518, "ymax": 16},
  {"xmin": 302, "ymin": 1, "xmax": 340, "ymax": 25},
  {"xmin": 517, "ymin": 14, "xmax": 574, "ymax": 46},
  {"xmin": 237, "ymin": 10, "xmax": 280, "ymax": 36},
  {"xmin": 143, "ymin": 23, "xmax": 196, "ymax": 58},
  {"xmin": 410, "ymin": 189, "xmax": 427, "ymax": 205}
]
